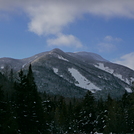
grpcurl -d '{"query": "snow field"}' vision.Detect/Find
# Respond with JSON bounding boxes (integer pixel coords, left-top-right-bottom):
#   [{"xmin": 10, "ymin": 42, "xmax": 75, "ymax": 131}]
[
  {"xmin": 94, "ymin": 63, "xmax": 114, "ymax": 74},
  {"xmin": 94, "ymin": 63, "xmax": 131, "ymax": 84},
  {"xmin": 68, "ymin": 68, "xmax": 101, "ymax": 92},
  {"xmin": 94, "ymin": 63, "xmax": 133, "ymax": 92},
  {"xmin": 125, "ymin": 87, "xmax": 132, "ymax": 93}
]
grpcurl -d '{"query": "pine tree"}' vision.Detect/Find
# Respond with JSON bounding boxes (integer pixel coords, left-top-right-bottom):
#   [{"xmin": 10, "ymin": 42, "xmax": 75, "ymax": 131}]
[
  {"xmin": 120, "ymin": 91, "xmax": 130, "ymax": 133},
  {"xmin": 0, "ymin": 85, "xmax": 18, "ymax": 133},
  {"xmin": 95, "ymin": 98, "xmax": 107, "ymax": 133},
  {"xmin": 0, "ymin": 85, "xmax": 6, "ymax": 133},
  {"xmin": 104, "ymin": 95, "xmax": 125, "ymax": 133},
  {"xmin": 78, "ymin": 91, "xmax": 96, "ymax": 133},
  {"xmin": 126, "ymin": 92, "xmax": 134, "ymax": 133},
  {"xmin": 14, "ymin": 65, "xmax": 48, "ymax": 134},
  {"xmin": 42, "ymin": 96, "xmax": 56, "ymax": 133}
]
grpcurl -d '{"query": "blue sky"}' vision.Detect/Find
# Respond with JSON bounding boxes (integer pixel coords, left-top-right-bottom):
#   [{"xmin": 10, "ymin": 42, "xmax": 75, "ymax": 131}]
[{"xmin": 0, "ymin": 0, "xmax": 134, "ymax": 70}]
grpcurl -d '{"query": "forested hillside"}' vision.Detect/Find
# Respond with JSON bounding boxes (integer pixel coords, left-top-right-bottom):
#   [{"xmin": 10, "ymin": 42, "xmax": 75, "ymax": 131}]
[
  {"xmin": 0, "ymin": 48, "xmax": 134, "ymax": 100},
  {"xmin": 0, "ymin": 65, "xmax": 134, "ymax": 134}
]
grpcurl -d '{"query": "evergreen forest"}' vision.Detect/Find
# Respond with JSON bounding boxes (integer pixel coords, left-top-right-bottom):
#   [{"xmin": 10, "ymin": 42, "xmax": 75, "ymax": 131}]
[{"xmin": 0, "ymin": 65, "xmax": 134, "ymax": 134}]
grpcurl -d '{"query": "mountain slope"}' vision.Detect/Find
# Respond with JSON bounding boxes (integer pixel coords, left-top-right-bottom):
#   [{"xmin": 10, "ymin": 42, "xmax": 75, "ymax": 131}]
[{"xmin": 0, "ymin": 48, "xmax": 134, "ymax": 99}]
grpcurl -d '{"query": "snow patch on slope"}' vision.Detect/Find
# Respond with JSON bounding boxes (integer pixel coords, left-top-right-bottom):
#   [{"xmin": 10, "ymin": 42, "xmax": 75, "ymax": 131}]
[
  {"xmin": 125, "ymin": 87, "xmax": 132, "ymax": 93},
  {"xmin": 22, "ymin": 63, "xmax": 27, "ymax": 68},
  {"xmin": 1, "ymin": 66, "xmax": 4, "ymax": 69},
  {"xmin": 68, "ymin": 68, "xmax": 101, "ymax": 92},
  {"xmin": 94, "ymin": 63, "xmax": 114, "ymax": 74},
  {"xmin": 58, "ymin": 55, "xmax": 69, "ymax": 62},
  {"xmin": 131, "ymin": 77, "xmax": 134, "ymax": 82},
  {"xmin": 94, "ymin": 63, "xmax": 130, "ymax": 85},
  {"xmin": 53, "ymin": 68, "xmax": 63, "ymax": 77},
  {"xmin": 53, "ymin": 68, "xmax": 58, "ymax": 74},
  {"xmin": 114, "ymin": 73, "xmax": 130, "ymax": 85}
]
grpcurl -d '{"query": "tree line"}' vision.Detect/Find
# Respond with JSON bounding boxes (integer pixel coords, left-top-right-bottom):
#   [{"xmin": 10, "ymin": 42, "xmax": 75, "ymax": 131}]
[{"xmin": 0, "ymin": 65, "xmax": 134, "ymax": 133}]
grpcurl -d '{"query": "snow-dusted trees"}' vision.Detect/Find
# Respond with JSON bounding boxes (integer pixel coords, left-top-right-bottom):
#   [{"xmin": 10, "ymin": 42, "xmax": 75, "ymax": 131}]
[
  {"xmin": 0, "ymin": 84, "xmax": 18, "ymax": 133},
  {"xmin": 78, "ymin": 90, "xmax": 96, "ymax": 133},
  {"xmin": 1, "ymin": 65, "xmax": 134, "ymax": 133},
  {"xmin": 0, "ymin": 85, "xmax": 7, "ymax": 133},
  {"xmin": 123, "ymin": 92, "xmax": 134, "ymax": 133},
  {"xmin": 14, "ymin": 65, "xmax": 47, "ymax": 134}
]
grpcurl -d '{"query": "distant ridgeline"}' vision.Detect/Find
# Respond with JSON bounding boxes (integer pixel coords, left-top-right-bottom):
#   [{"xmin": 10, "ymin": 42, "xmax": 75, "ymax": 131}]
[{"xmin": 0, "ymin": 48, "xmax": 134, "ymax": 100}]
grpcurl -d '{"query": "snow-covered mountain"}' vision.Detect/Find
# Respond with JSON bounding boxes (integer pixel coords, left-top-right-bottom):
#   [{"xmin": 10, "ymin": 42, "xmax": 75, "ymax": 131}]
[{"xmin": 0, "ymin": 48, "xmax": 134, "ymax": 99}]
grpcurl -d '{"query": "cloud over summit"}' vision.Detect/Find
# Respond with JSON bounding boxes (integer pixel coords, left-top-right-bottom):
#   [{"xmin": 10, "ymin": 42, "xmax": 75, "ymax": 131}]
[
  {"xmin": 47, "ymin": 34, "xmax": 82, "ymax": 48},
  {"xmin": 27, "ymin": 3, "xmax": 77, "ymax": 35},
  {"xmin": 1, "ymin": 0, "xmax": 134, "ymax": 48},
  {"xmin": 24, "ymin": 0, "xmax": 134, "ymax": 36},
  {"xmin": 1, "ymin": 0, "xmax": 134, "ymax": 35}
]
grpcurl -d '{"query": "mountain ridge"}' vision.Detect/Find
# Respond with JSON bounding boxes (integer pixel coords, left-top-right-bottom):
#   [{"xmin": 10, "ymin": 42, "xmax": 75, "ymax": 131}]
[{"xmin": 0, "ymin": 48, "xmax": 134, "ymax": 99}]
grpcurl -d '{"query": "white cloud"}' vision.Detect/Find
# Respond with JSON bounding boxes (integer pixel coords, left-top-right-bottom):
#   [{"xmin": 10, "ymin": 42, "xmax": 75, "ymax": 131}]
[
  {"xmin": 47, "ymin": 34, "xmax": 82, "ymax": 48},
  {"xmin": 97, "ymin": 35, "xmax": 122, "ymax": 52},
  {"xmin": 104, "ymin": 35, "xmax": 122, "ymax": 42},
  {"xmin": 97, "ymin": 43, "xmax": 116, "ymax": 52},
  {"xmin": 114, "ymin": 52, "xmax": 134, "ymax": 70},
  {"xmin": 27, "ymin": 3, "xmax": 77, "ymax": 35},
  {"xmin": 0, "ymin": 0, "xmax": 134, "ymax": 49},
  {"xmin": 1, "ymin": 0, "xmax": 134, "ymax": 36},
  {"xmin": 25, "ymin": 1, "xmax": 134, "ymax": 36},
  {"xmin": 104, "ymin": 36, "xmax": 114, "ymax": 42}
]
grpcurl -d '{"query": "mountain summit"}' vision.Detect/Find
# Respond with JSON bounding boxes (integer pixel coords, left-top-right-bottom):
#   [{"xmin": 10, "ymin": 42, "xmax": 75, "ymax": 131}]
[{"xmin": 0, "ymin": 48, "xmax": 134, "ymax": 99}]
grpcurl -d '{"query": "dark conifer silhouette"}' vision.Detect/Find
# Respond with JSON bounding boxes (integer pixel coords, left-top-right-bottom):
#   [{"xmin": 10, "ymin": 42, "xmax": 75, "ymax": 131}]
[
  {"xmin": 1, "ymin": 64, "xmax": 134, "ymax": 133},
  {"xmin": 14, "ymin": 64, "xmax": 48, "ymax": 134}
]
